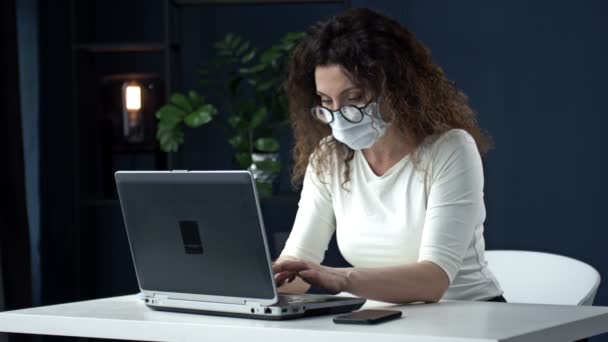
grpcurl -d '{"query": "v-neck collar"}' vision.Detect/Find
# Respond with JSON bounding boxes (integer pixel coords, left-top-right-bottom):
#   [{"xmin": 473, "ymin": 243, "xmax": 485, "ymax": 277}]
[{"xmin": 356, "ymin": 149, "xmax": 410, "ymax": 180}]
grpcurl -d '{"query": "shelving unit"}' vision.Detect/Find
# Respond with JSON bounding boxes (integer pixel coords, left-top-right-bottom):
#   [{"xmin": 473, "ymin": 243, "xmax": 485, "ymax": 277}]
[
  {"xmin": 174, "ymin": 0, "xmax": 346, "ymax": 4},
  {"xmin": 66, "ymin": 0, "xmax": 351, "ymax": 305},
  {"xmin": 68, "ymin": 0, "xmax": 181, "ymax": 302}
]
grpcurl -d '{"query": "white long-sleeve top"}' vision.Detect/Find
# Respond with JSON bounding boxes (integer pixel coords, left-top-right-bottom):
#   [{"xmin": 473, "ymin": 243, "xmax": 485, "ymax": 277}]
[{"xmin": 280, "ymin": 128, "xmax": 503, "ymax": 301}]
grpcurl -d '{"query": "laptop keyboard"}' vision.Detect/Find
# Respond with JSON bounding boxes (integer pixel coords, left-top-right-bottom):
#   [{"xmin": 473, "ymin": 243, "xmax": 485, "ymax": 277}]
[
  {"xmin": 278, "ymin": 295, "xmax": 311, "ymax": 304},
  {"xmin": 277, "ymin": 294, "xmax": 340, "ymax": 305}
]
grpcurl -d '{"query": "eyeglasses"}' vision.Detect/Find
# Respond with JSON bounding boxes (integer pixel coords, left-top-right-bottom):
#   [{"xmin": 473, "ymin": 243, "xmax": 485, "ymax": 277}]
[{"xmin": 310, "ymin": 99, "xmax": 375, "ymax": 124}]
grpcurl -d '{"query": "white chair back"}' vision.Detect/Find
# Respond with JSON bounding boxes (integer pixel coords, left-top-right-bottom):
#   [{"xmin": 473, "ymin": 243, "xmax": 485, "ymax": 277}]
[{"xmin": 485, "ymin": 250, "xmax": 600, "ymax": 305}]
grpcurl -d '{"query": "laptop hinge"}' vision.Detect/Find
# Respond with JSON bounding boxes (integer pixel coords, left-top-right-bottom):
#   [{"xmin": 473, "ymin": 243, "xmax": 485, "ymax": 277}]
[
  {"xmin": 244, "ymin": 300, "xmax": 264, "ymax": 308},
  {"xmin": 151, "ymin": 292, "xmax": 253, "ymax": 306}
]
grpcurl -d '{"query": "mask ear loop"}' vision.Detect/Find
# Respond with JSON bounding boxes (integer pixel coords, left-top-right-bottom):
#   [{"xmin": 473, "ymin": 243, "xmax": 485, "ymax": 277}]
[{"xmin": 368, "ymin": 100, "xmax": 391, "ymax": 140}]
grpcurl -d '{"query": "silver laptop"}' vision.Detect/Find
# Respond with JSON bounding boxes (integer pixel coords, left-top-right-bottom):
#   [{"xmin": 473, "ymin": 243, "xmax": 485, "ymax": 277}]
[{"xmin": 115, "ymin": 170, "xmax": 365, "ymax": 320}]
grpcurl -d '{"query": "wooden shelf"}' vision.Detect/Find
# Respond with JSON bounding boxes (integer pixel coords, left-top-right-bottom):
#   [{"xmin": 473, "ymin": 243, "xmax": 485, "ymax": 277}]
[{"xmin": 173, "ymin": 0, "xmax": 344, "ymax": 5}]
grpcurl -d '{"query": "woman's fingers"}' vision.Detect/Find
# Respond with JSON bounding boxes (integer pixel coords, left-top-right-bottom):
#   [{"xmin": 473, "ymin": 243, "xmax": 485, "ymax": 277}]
[
  {"xmin": 274, "ymin": 271, "xmax": 296, "ymax": 287},
  {"xmin": 297, "ymin": 269, "xmax": 342, "ymax": 295},
  {"xmin": 274, "ymin": 271, "xmax": 289, "ymax": 283},
  {"xmin": 272, "ymin": 259, "xmax": 320, "ymax": 287},
  {"xmin": 297, "ymin": 269, "xmax": 317, "ymax": 282},
  {"xmin": 273, "ymin": 260, "xmax": 310, "ymax": 274}
]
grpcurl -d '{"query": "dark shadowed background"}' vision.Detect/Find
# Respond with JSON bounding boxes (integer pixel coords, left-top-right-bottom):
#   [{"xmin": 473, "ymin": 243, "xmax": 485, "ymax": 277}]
[{"xmin": 4, "ymin": 1, "xmax": 607, "ymax": 341}]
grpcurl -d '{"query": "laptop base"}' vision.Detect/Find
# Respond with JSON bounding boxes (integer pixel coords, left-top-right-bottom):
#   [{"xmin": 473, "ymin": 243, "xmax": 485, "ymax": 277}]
[{"xmin": 147, "ymin": 301, "xmax": 365, "ymax": 320}]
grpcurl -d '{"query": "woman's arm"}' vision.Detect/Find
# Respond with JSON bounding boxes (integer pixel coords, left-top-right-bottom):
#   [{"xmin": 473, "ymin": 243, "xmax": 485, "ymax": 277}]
[
  {"xmin": 273, "ymin": 259, "xmax": 449, "ymax": 304},
  {"xmin": 344, "ymin": 261, "xmax": 449, "ymax": 303},
  {"xmin": 274, "ymin": 152, "xmax": 337, "ymax": 293}
]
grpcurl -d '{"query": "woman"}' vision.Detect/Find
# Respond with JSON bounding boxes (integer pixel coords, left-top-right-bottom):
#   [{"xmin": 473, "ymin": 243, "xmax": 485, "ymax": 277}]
[{"xmin": 272, "ymin": 8, "xmax": 505, "ymax": 304}]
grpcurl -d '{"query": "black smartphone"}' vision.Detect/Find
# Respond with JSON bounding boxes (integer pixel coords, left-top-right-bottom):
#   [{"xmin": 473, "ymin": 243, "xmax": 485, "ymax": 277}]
[{"xmin": 333, "ymin": 309, "xmax": 403, "ymax": 325}]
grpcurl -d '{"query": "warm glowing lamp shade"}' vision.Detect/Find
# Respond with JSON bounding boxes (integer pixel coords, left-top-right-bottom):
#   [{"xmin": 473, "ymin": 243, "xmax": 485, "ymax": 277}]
[
  {"xmin": 99, "ymin": 73, "xmax": 163, "ymax": 195},
  {"xmin": 122, "ymin": 82, "xmax": 144, "ymax": 143},
  {"xmin": 100, "ymin": 73, "xmax": 162, "ymax": 149},
  {"xmin": 125, "ymin": 85, "xmax": 142, "ymax": 111}
]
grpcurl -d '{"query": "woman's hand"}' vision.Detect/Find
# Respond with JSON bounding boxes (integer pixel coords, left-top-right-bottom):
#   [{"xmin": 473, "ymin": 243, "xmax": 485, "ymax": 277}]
[{"xmin": 272, "ymin": 259, "xmax": 351, "ymax": 295}]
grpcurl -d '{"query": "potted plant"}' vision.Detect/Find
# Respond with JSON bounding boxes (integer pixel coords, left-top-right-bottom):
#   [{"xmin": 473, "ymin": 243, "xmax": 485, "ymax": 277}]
[
  {"xmin": 156, "ymin": 31, "xmax": 304, "ymax": 197},
  {"xmin": 155, "ymin": 91, "xmax": 218, "ymax": 153}
]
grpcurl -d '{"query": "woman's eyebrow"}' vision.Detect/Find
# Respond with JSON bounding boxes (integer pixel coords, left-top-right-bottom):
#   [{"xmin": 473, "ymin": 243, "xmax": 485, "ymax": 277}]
[{"xmin": 316, "ymin": 87, "xmax": 361, "ymax": 97}]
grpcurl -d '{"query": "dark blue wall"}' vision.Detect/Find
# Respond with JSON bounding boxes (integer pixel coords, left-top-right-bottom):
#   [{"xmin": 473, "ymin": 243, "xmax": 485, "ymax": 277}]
[
  {"xmin": 398, "ymin": 1, "xmax": 608, "ymax": 340},
  {"xmin": 400, "ymin": 0, "xmax": 608, "ymax": 297}
]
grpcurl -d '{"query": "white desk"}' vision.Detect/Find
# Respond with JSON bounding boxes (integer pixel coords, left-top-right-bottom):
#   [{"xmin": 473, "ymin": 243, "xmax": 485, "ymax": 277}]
[{"xmin": 1, "ymin": 294, "xmax": 607, "ymax": 342}]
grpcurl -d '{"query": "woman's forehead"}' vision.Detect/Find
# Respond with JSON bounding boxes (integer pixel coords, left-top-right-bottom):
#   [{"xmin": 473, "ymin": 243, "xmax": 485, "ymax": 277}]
[{"xmin": 314, "ymin": 64, "xmax": 359, "ymax": 94}]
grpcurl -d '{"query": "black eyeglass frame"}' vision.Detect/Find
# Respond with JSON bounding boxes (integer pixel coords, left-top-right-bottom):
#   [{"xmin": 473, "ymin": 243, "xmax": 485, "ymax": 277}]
[{"xmin": 310, "ymin": 98, "xmax": 376, "ymax": 124}]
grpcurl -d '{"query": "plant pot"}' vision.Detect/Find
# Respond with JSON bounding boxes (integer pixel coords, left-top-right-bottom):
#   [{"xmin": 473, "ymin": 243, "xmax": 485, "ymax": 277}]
[{"xmin": 249, "ymin": 152, "xmax": 280, "ymax": 197}]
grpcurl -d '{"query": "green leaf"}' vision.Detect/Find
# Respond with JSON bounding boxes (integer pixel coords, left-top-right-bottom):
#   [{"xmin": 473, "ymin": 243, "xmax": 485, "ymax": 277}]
[
  {"xmin": 241, "ymin": 49, "xmax": 257, "ymax": 63},
  {"xmin": 156, "ymin": 124, "xmax": 169, "ymax": 140},
  {"xmin": 229, "ymin": 35, "xmax": 242, "ymax": 50},
  {"xmin": 260, "ymin": 48, "xmax": 280, "ymax": 65},
  {"xmin": 228, "ymin": 134, "xmax": 250, "ymax": 151},
  {"xmin": 235, "ymin": 152, "xmax": 252, "ymax": 169},
  {"xmin": 225, "ymin": 33, "xmax": 235, "ymax": 46},
  {"xmin": 156, "ymin": 125, "xmax": 184, "ymax": 153},
  {"xmin": 188, "ymin": 90, "xmax": 204, "ymax": 108},
  {"xmin": 250, "ymin": 107, "xmax": 267, "ymax": 129},
  {"xmin": 156, "ymin": 104, "xmax": 185, "ymax": 128},
  {"xmin": 170, "ymin": 93, "xmax": 192, "ymax": 112},
  {"xmin": 239, "ymin": 63, "xmax": 265, "ymax": 75},
  {"xmin": 281, "ymin": 42, "xmax": 294, "ymax": 51},
  {"xmin": 254, "ymin": 137, "xmax": 279, "ymax": 152},
  {"xmin": 256, "ymin": 79, "xmax": 275, "ymax": 92},
  {"xmin": 235, "ymin": 40, "xmax": 251, "ymax": 57},
  {"xmin": 282, "ymin": 31, "xmax": 305, "ymax": 43},
  {"xmin": 206, "ymin": 103, "xmax": 219, "ymax": 116},
  {"xmin": 254, "ymin": 159, "xmax": 281, "ymax": 173},
  {"xmin": 184, "ymin": 104, "xmax": 216, "ymax": 128},
  {"xmin": 183, "ymin": 111, "xmax": 211, "ymax": 128},
  {"xmin": 157, "ymin": 120, "xmax": 178, "ymax": 133},
  {"xmin": 228, "ymin": 135, "xmax": 243, "ymax": 148},
  {"xmin": 227, "ymin": 115, "xmax": 242, "ymax": 128}
]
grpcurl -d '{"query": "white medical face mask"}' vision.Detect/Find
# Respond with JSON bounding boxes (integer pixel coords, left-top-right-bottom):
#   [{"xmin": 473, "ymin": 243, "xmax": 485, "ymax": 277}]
[{"xmin": 329, "ymin": 102, "xmax": 390, "ymax": 150}]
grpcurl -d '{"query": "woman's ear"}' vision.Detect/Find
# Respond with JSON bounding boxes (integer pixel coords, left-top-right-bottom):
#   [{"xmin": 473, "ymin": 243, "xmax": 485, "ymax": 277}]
[{"xmin": 377, "ymin": 98, "xmax": 395, "ymax": 123}]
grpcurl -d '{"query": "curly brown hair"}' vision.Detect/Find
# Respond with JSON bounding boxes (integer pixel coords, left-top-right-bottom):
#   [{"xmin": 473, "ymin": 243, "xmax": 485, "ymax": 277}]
[{"xmin": 286, "ymin": 8, "xmax": 493, "ymax": 188}]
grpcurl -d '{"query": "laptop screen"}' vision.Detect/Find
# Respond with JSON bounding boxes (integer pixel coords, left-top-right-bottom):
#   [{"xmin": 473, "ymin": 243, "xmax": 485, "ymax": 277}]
[{"xmin": 116, "ymin": 171, "xmax": 275, "ymax": 301}]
